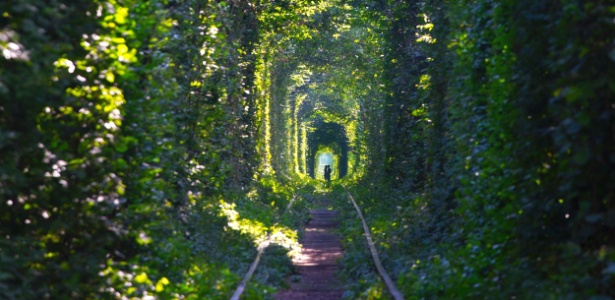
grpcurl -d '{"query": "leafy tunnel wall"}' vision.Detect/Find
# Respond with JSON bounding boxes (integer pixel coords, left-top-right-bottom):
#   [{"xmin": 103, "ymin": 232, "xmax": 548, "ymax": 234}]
[
  {"xmin": 4, "ymin": 0, "xmax": 613, "ymax": 299},
  {"xmin": 267, "ymin": 60, "xmax": 359, "ymax": 181},
  {"xmin": 264, "ymin": 1, "xmax": 615, "ymax": 298},
  {"xmin": 306, "ymin": 120, "xmax": 349, "ymax": 179}
]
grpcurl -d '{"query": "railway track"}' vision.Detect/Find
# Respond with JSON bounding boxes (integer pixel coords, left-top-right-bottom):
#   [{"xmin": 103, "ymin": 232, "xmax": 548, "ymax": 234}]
[
  {"xmin": 274, "ymin": 209, "xmax": 344, "ymax": 300},
  {"xmin": 231, "ymin": 189, "xmax": 403, "ymax": 300}
]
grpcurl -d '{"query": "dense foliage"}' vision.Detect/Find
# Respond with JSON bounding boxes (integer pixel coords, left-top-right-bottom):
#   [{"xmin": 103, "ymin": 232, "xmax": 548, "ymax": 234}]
[
  {"xmin": 0, "ymin": 0, "xmax": 315, "ymax": 298},
  {"xmin": 2, "ymin": 0, "xmax": 613, "ymax": 299},
  {"xmin": 338, "ymin": 0, "xmax": 615, "ymax": 299}
]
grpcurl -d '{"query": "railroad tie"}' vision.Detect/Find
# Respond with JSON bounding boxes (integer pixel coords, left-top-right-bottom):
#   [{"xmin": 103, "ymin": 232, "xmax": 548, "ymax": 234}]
[{"xmin": 274, "ymin": 209, "xmax": 344, "ymax": 300}]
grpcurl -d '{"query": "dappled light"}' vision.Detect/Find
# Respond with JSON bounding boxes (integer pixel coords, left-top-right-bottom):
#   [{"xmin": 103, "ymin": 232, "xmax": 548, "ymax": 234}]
[
  {"xmin": 2, "ymin": 0, "xmax": 614, "ymax": 299},
  {"xmin": 218, "ymin": 200, "xmax": 301, "ymax": 257}
]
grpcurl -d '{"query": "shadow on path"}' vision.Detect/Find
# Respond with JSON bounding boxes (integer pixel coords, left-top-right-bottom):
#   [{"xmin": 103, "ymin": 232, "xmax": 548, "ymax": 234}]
[{"xmin": 274, "ymin": 206, "xmax": 344, "ymax": 300}]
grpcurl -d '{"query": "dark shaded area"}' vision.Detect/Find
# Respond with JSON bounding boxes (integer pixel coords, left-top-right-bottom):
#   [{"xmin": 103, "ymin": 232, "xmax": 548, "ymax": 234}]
[{"xmin": 306, "ymin": 119, "xmax": 349, "ymax": 179}]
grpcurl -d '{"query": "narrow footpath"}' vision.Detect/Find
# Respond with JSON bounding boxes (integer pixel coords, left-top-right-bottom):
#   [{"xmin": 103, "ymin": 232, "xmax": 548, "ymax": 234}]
[{"xmin": 274, "ymin": 209, "xmax": 344, "ymax": 300}]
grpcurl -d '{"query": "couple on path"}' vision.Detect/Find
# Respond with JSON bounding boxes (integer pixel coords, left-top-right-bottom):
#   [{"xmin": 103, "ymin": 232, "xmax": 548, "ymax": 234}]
[{"xmin": 324, "ymin": 165, "xmax": 332, "ymax": 182}]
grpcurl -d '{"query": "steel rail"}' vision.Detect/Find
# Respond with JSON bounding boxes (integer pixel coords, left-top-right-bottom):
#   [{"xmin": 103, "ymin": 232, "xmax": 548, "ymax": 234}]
[
  {"xmin": 229, "ymin": 195, "xmax": 297, "ymax": 300},
  {"xmin": 345, "ymin": 187, "xmax": 404, "ymax": 300}
]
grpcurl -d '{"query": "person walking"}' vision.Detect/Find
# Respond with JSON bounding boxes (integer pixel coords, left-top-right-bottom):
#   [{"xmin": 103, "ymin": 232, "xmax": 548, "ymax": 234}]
[{"xmin": 324, "ymin": 165, "xmax": 331, "ymax": 183}]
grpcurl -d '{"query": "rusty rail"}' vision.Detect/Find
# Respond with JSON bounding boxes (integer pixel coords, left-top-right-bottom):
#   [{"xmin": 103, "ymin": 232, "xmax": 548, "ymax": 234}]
[
  {"xmin": 345, "ymin": 187, "xmax": 404, "ymax": 300},
  {"xmin": 229, "ymin": 195, "xmax": 297, "ymax": 300}
]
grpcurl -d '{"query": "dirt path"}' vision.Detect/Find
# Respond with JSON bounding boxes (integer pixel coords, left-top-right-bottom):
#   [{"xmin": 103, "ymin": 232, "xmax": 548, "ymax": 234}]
[{"xmin": 274, "ymin": 209, "xmax": 344, "ymax": 300}]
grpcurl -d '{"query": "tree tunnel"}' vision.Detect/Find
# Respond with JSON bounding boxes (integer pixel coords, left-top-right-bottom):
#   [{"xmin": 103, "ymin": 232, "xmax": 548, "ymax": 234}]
[
  {"xmin": 306, "ymin": 120, "xmax": 349, "ymax": 180},
  {"xmin": 6, "ymin": 1, "xmax": 612, "ymax": 299}
]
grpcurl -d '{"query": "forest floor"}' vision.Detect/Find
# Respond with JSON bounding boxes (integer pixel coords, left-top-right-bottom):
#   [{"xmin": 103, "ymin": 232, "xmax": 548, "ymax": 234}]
[{"xmin": 274, "ymin": 194, "xmax": 345, "ymax": 300}]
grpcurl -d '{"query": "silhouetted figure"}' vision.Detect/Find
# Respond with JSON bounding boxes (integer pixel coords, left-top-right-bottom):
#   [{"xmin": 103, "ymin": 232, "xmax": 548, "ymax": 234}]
[{"xmin": 324, "ymin": 165, "xmax": 331, "ymax": 182}]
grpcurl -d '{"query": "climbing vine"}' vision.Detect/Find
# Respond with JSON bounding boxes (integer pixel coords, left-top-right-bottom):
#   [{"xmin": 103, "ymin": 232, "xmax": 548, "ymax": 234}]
[
  {"xmin": 2, "ymin": 0, "xmax": 613, "ymax": 299},
  {"xmin": 0, "ymin": 0, "xmax": 319, "ymax": 298},
  {"xmin": 339, "ymin": 0, "xmax": 615, "ymax": 299}
]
